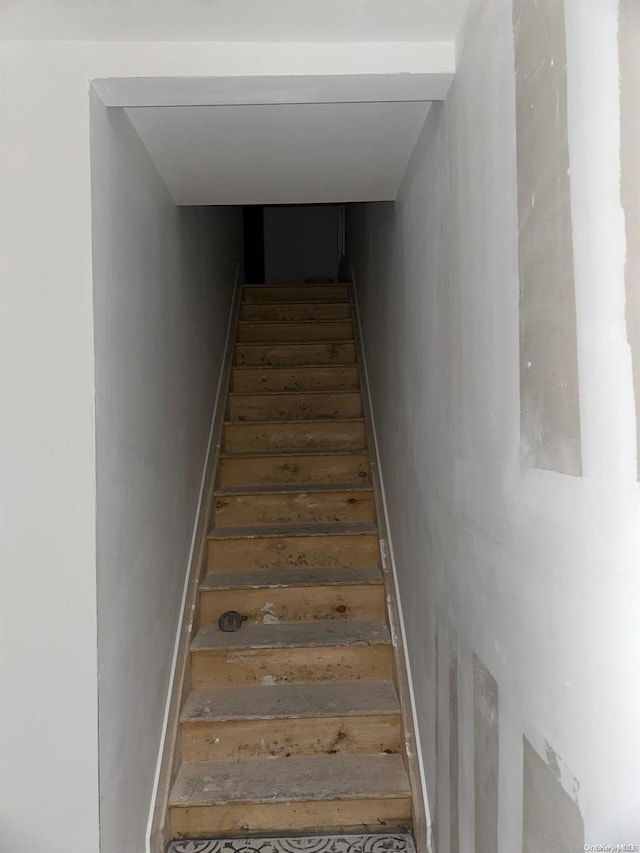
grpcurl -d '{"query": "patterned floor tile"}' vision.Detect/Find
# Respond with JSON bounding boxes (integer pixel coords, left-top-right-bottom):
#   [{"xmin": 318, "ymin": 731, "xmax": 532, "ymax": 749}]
[{"xmin": 168, "ymin": 833, "xmax": 416, "ymax": 853}]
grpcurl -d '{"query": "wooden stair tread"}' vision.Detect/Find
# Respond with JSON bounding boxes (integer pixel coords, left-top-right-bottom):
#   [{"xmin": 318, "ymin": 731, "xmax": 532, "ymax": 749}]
[
  {"xmin": 243, "ymin": 285, "xmax": 347, "ymax": 299},
  {"xmin": 215, "ymin": 483, "xmax": 372, "ymax": 496},
  {"xmin": 228, "ymin": 390, "xmax": 360, "ymax": 398},
  {"xmin": 240, "ymin": 301, "xmax": 350, "ymax": 308},
  {"xmin": 242, "ymin": 296, "xmax": 351, "ymax": 306},
  {"xmin": 170, "ymin": 754, "xmax": 410, "ymax": 806},
  {"xmin": 224, "ymin": 417, "xmax": 364, "ymax": 427},
  {"xmin": 220, "ymin": 449, "xmax": 367, "ymax": 458},
  {"xmin": 181, "ymin": 681, "xmax": 400, "ymax": 722},
  {"xmin": 192, "ymin": 621, "xmax": 390, "ymax": 652},
  {"xmin": 235, "ymin": 340, "xmax": 356, "ymax": 347},
  {"xmin": 200, "ymin": 566, "xmax": 383, "ymax": 590},
  {"xmin": 232, "ymin": 364, "xmax": 356, "ymax": 371},
  {"xmin": 208, "ymin": 522, "xmax": 377, "ymax": 540},
  {"xmin": 238, "ymin": 319, "xmax": 352, "ymax": 326}
]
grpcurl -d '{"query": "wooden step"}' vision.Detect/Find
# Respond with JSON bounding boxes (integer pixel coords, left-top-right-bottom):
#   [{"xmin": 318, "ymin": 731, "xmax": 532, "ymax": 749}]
[
  {"xmin": 198, "ymin": 565, "xmax": 384, "ymax": 625},
  {"xmin": 228, "ymin": 391, "xmax": 362, "ymax": 422},
  {"xmin": 223, "ymin": 420, "xmax": 366, "ymax": 454},
  {"xmin": 243, "ymin": 284, "xmax": 349, "ymax": 303},
  {"xmin": 207, "ymin": 523, "xmax": 379, "ymax": 572},
  {"xmin": 237, "ymin": 321, "xmax": 353, "ymax": 343},
  {"xmin": 180, "ymin": 682, "xmax": 401, "ymax": 761},
  {"xmin": 218, "ymin": 451, "xmax": 370, "ymax": 487},
  {"xmin": 213, "ymin": 483, "xmax": 374, "ymax": 527},
  {"xmin": 231, "ymin": 365, "xmax": 359, "ymax": 393},
  {"xmin": 240, "ymin": 302, "xmax": 351, "ymax": 322},
  {"xmin": 235, "ymin": 341, "xmax": 356, "ymax": 367},
  {"xmin": 190, "ymin": 620, "xmax": 392, "ymax": 688},
  {"xmin": 169, "ymin": 754, "xmax": 411, "ymax": 836}
]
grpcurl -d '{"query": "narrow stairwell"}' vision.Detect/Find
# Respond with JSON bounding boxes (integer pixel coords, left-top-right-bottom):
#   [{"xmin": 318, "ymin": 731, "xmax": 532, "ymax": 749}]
[{"xmin": 167, "ymin": 282, "xmax": 416, "ymax": 846}]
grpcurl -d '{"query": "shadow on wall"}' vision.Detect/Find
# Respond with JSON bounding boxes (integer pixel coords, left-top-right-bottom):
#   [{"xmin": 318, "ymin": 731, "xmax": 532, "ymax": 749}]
[{"xmin": 264, "ymin": 205, "xmax": 340, "ymax": 284}]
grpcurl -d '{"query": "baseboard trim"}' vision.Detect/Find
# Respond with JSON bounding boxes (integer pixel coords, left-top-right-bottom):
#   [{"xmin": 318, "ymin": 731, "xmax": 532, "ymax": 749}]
[
  {"xmin": 348, "ymin": 262, "xmax": 433, "ymax": 853},
  {"xmin": 146, "ymin": 263, "xmax": 244, "ymax": 853}
]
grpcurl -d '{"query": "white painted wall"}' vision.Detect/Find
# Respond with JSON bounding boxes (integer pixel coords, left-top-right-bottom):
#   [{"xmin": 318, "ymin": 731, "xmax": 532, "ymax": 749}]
[
  {"xmin": 348, "ymin": 0, "xmax": 640, "ymax": 848},
  {"xmin": 264, "ymin": 206, "xmax": 339, "ymax": 284},
  {"xmin": 124, "ymin": 102, "xmax": 431, "ymax": 205},
  {"xmin": 1, "ymin": 0, "xmax": 470, "ymax": 43},
  {"xmin": 90, "ymin": 94, "xmax": 241, "ymax": 853},
  {"xmin": 0, "ymin": 41, "xmax": 446, "ymax": 853}
]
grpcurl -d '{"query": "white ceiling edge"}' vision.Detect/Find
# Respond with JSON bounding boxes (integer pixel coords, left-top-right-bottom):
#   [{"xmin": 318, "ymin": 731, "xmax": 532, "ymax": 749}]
[
  {"xmin": 95, "ymin": 72, "xmax": 452, "ymax": 108},
  {"xmin": 124, "ymin": 101, "xmax": 432, "ymax": 206},
  {"xmin": 1, "ymin": 1, "xmax": 471, "ymax": 43}
]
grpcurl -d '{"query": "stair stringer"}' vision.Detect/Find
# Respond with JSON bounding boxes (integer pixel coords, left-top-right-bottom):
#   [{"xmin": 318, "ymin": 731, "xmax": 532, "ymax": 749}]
[
  {"xmin": 147, "ymin": 266, "xmax": 244, "ymax": 853},
  {"xmin": 348, "ymin": 275, "xmax": 431, "ymax": 853}
]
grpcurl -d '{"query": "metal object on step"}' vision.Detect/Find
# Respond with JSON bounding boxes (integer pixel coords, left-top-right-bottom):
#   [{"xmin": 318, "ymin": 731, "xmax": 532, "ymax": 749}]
[{"xmin": 218, "ymin": 610, "xmax": 243, "ymax": 632}]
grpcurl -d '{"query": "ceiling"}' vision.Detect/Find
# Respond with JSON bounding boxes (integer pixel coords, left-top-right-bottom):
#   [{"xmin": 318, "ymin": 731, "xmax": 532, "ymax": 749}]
[
  {"xmin": 1, "ymin": 0, "xmax": 470, "ymax": 42},
  {"xmin": 125, "ymin": 101, "xmax": 431, "ymax": 205}
]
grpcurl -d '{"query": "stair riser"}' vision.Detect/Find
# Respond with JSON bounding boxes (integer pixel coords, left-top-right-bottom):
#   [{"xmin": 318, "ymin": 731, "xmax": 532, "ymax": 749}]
[
  {"xmin": 237, "ymin": 322, "xmax": 353, "ymax": 343},
  {"xmin": 191, "ymin": 644, "xmax": 393, "ymax": 689},
  {"xmin": 240, "ymin": 303, "xmax": 351, "ymax": 322},
  {"xmin": 231, "ymin": 366, "xmax": 359, "ymax": 393},
  {"xmin": 171, "ymin": 798, "xmax": 411, "ymax": 838},
  {"xmin": 207, "ymin": 533, "xmax": 379, "ymax": 573},
  {"xmin": 219, "ymin": 453, "xmax": 370, "ymax": 487},
  {"xmin": 243, "ymin": 285, "xmax": 349, "ymax": 303},
  {"xmin": 235, "ymin": 342, "xmax": 356, "ymax": 367},
  {"xmin": 228, "ymin": 393, "xmax": 362, "ymax": 422},
  {"xmin": 199, "ymin": 584, "xmax": 385, "ymax": 626},
  {"xmin": 214, "ymin": 491, "xmax": 374, "ymax": 527},
  {"xmin": 223, "ymin": 422, "xmax": 365, "ymax": 454},
  {"xmin": 181, "ymin": 714, "xmax": 401, "ymax": 762}
]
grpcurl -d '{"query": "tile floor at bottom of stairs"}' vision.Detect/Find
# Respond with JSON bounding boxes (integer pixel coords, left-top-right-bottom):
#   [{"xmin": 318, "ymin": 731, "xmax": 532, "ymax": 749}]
[{"xmin": 168, "ymin": 834, "xmax": 416, "ymax": 853}]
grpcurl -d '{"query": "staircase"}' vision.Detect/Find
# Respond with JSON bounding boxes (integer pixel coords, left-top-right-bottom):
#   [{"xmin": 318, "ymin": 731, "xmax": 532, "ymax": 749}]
[{"xmin": 166, "ymin": 282, "xmax": 414, "ymax": 845}]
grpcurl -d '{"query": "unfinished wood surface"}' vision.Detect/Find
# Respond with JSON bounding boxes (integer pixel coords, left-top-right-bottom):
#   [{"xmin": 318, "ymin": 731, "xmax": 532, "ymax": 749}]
[
  {"xmin": 228, "ymin": 391, "xmax": 362, "ymax": 422},
  {"xmin": 171, "ymin": 753, "xmax": 409, "ymax": 803},
  {"xmin": 237, "ymin": 321, "xmax": 353, "ymax": 343},
  {"xmin": 234, "ymin": 341, "xmax": 356, "ymax": 367},
  {"xmin": 213, "ymin": 484, "xmax": 374, "ymax": 527},
  {"xmin": 192, "ymin": 620, "xmax": 390, "ymax": 651},
  {"xmin": 181, "ymin": 713, "xmax": 401, "ymax": 762},
  {"xmin": 191, "ymin": 642, "xmax": 393, "ymax": 688},
  {"xmin": 240, "ymin": 302, "xmax": 351, "ymax": 322},
  {"xmin": 200, "ymin": 565, "xmax": 382, "ymax": 590},
  {"xmin": 218, "ymin": 451, "xmax": 370, "ymax": 487},
  {"xmin": 231, "ymin": 365, "xmax": 359, "ymax": 393},
  {"xmin": 243, "ymin": 285, "xmax": 349, "ymax": 303},
  {"xmin": 198, "ymin": 581, "xmax": 384, "ymax": 625},
  {"xmin": 182, "ymin": 682, "xmax": 400, "ymax": 722},
  {"xmin": 165, "ymin": 280, "xmax": 418, "ymax": 848},
  {"xmin": 170, "ymin": 798, "xmax": 411, "ymax": 838},
  {"xmin": 223, "ymin": 420, "xmax": 366, "ymax": 454},
  {"xmin": 207, "ymin": 524, "xmax": 379, "ymax": 572}
]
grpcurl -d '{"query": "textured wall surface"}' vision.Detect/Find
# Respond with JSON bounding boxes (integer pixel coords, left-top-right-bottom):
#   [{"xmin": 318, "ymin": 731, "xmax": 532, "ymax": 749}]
[
  {"xmin": 348, "ymin": 0, "xmax": 640, "ymax": 848},
  {"xmin": 619, "ymin": 0, "xmax": 640, "ymax": 478},
  {"xmin": 514, "ymin": 0, "xmax": 581, "ymax": 476}
]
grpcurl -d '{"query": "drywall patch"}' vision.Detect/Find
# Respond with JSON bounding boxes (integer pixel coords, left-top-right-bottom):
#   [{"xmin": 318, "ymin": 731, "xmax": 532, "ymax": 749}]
[
  {"xmin": 473, "ymin": 655, "xmax": 499, "ymax": 853},
  {"xmin": 619, "ymin": 0, "xmax": 640, "ymax": 479},
  {"xmin": 513, "ymin": 0, "xmax": 582, "ymax": 476},
  {"xmin": 449, "ymin": 654, "xmax": 459, "ymax": 853},
  {"xmin": 523, "ymin": 737, "xmax": 584, "ymax": 852}
]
